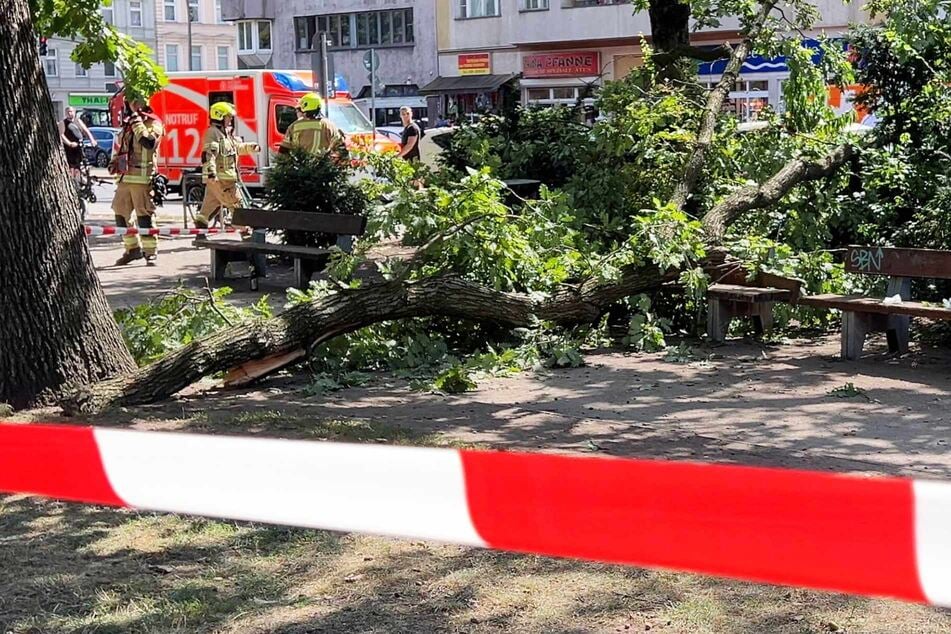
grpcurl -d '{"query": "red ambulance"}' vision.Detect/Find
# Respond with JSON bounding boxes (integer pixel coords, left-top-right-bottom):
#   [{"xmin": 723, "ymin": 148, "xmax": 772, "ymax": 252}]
[{"xmin": 109, "ymin": 69, "xmax": 398, "ymax": 192}]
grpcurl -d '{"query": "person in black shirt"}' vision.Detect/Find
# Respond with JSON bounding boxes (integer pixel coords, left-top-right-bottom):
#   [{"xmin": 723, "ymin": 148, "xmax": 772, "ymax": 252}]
[
  {"xmin": 59, "ymin": 106, "xmax": 96, "ymax": 179},
  {"xmin": 398, "ymin": 106, "xmax": 421, "ymax": 162}
]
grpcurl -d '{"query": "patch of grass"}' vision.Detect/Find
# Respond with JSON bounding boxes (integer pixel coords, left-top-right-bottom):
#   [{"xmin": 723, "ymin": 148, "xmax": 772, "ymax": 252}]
[
  {"xmin": 827, "ymin": 382, "xmax": 869, "ymax": 399},
  {"xmin": 185, "ymin": 410, "xmax": 478, "ymax": 449}
]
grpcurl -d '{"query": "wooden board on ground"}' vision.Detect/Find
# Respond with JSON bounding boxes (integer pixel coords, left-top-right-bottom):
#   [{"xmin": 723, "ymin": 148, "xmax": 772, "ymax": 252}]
[{"xmin": 224, "ymin": 348, "xmax": 307, "ymax": 387}]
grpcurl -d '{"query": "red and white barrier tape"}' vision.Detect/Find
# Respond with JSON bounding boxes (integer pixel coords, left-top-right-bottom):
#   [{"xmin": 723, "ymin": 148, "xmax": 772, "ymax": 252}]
[
  {"xmin": 2, "ymin": 422, "xmax": 950, "ymax": 606},
  {"xmin": 84, "ymin": 225, "xmax": 240, "ymax": 237}
]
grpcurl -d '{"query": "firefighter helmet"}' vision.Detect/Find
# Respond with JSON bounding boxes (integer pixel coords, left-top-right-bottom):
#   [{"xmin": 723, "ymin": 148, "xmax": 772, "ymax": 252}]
[
  {"xmin": 298, "ymin": 92, "xmax": 323, "ymax": 113},
  {"xmin": 210, "ymin": 101, "xmax": 237, "ymax": 121}
]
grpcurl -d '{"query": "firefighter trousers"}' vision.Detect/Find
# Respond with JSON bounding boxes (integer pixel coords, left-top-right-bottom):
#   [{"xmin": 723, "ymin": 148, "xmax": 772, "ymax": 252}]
[
  {"xmin": 196, "ymin": 179, "xmax": 246, "ymax": 228},
  {"xmin": 112, "ymin": 181, "xmax": 156, "ymax": 254}
]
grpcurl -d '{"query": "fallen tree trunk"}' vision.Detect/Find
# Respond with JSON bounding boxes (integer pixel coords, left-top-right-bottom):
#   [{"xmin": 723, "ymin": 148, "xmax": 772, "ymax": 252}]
[{"xmin": 61, "ymin": 252, "xmax": 734, "ymax": 415}]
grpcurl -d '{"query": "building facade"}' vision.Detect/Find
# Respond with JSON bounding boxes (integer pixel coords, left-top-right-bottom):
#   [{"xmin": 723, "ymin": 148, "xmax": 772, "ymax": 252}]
[
  {"xmin": 221, "ymin": 0, "xmax": 438, "ymax": 125},
  {"xmin": 43, "ymin": 1, "xmax": 158, "ymax": 123},
  {"xmin": 428, "ymin": 0, "xmax": 870, "ymax": 121},
  {"xmin": 155, "ymin": 0, "xmax": 238, "ymax": 74}
]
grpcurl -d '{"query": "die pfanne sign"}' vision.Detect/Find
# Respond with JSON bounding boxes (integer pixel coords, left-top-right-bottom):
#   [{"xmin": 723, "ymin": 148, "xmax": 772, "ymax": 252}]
[
  {"xmin": 522, "ymin": 51, "xmax": 600, "ymax": 78},
  {"xmin": 458, "ymin": 54, "xmax": 491, "ymax": 76}
]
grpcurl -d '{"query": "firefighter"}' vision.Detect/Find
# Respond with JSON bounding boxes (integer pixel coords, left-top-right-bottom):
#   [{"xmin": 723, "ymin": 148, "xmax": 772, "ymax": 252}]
[
  {"xmin": 194, "ymin": 101, "xmax": 260, "ymax": 229},
  {"xmin": 110, "ymin": 98, "xmax": 164, "ymax": 266},
  {"xmin": 278, "ymin": 92, "xmax": 346, "ymax": 158}
]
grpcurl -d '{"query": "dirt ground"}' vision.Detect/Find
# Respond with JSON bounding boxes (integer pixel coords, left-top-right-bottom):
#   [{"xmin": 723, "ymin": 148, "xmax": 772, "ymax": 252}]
[
  {"xmin": 3, "ymin": 332, "xmax": 951, "ymax": 633},
  {"xmin": 5, "ymin": 201, "xmax": 951, "ymax": 631}
]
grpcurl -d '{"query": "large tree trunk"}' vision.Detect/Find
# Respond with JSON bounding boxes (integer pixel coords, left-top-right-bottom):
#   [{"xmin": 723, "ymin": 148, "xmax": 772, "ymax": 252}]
[
  {"xmin": 61, "ymin": 252, "xmax": 736, "ymax": 415},
  {"xmin": 649, "ymin": 0, "xmax": 692, "ymax": 82},
  {"xmin": 0, "ymin": 1, "xmax": 135, "ymax": 409}
]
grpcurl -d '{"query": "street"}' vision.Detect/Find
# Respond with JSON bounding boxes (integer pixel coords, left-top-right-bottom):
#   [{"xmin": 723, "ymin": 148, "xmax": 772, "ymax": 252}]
[{"xmin": 83, "ymin": 173, "xmax": 299, "ymax": 308}]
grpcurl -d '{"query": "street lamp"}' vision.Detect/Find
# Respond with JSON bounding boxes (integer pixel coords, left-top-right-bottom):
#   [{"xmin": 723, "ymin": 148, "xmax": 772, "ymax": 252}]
[{"xmin": 187, "ymin": 6, "xmax": 196, "ymax": 71}]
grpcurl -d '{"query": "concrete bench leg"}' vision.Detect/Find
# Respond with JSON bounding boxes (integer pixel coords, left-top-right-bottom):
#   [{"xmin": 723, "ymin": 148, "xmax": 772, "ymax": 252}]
[
  {"xmin": 886, "ymin": 314, "xmax": 910, "ymax": 354},
  {"xmin": 211, "ymin": 249, "xmax": 230, "ymax": 281},
  {"xmin": 294, "ymin": 258, "xmax": 317, "ymax": 290},
  {"xmin": 707, "ymin": 298, "xmax": 732, "ymax": 343},
  {"xmin": 842, "ymin": 312, "xmax": 894, "ymax": 360},
  {"xmin": 249, "ymin": 230, "xmax": 267, "ymax": 291},
  {"xmin": 751, "ymin": 302, "xmax": 774, "ymax": 336}
]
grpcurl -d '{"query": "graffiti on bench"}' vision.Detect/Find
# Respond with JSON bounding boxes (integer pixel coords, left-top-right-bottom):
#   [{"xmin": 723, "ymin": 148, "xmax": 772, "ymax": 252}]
[{"xmin": 850, "ymin": 247, "xmax": 885, "ymax": 273}]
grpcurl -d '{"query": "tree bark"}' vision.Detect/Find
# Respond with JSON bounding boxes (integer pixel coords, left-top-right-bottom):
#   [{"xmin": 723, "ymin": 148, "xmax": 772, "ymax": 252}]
[
  {"xmin": 61, "ymin": 252, "xmax": 734, "ymax": 415},
  {"xmin": 0, "ymin": 1, "xmax": 135, "ymax": 409},
  {"xmin": 648, "ymin": 0, "xmax": 692, "ymax": 81},
  {"xmin": 702, "ymin": 143, "xmax": 855, "ymax": 238},
  {"xmin": 669, "ymin": 0, "xmax": 777, "ymax": 210}
]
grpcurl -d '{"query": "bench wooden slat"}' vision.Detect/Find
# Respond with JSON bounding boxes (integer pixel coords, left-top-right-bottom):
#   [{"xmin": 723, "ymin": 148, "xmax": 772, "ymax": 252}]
[
  {"xmin": 707, "ymin": 284, "xmax": 791, "ymax": 303},
  {"xmin": 192, "ymin": 239, "xmax": 331, "ymax": 259},
  {"xmin": 845, "ymin": 246, "xmax": 951, "ymax": 279},
  {"xmin": 233, "ymin": 208, "xmax": 367, "ymax": 235},
  {"xmin": 801, "ymin": 294, "xmax": 951, "ymax": 320}
]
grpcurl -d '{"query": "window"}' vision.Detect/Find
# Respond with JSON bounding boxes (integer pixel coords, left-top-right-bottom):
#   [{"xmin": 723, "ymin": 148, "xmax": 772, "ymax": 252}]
[
  {"xmin": 522, "ymin": 0, "xmax": 549, "ymax": 8},
  {"xmin": 187, "ymin": 0, "xmax": 199, "ymax": 22},
  {"xmin": 75, "ymin": 62, "xmax": 87, "ymax": 77},
  {"xmin": 525, "ymin": 86, "xmax": 595, "ymax": 108},
  {"xmin": 238, "ymin": 20, "xmax": 271, "ymax": 51},
  {"xmin": 257, "ymin": 21, "xmax": 271, "ymax": 50},
  {"xmin": 294, "ymin": 9, "xmax": 413, "ymax": 51},
  {"xmin": 165, "ymin": 44, "xmax": 179, "ymax": 72},
  {"xmin": 101, "ymin": 6, "xmax": 113, "ymax": 24},
  {"xmin": 238, "ymin": 21, "xmax": 253, "ymax": 52},
  {"xmin": 700, "ymin": 77, "xmax": 771, "ymax": 122},
  {"xmin": 129, "ymin": 0, "xmax": 142, "ymax": 27},
  {"xmin": 43, "ymin": 48, "xmax": 57, "ymax": 76},
  {"xmin": 215, "ymin": 0, "xmax": 222, "ymax": 23},
  {"xmin": 103, "ymin": 60, "xmax": 116, "ymax": 77},
  {"xmin": 275, "ymin": 104, "xmax": 297, "ymax": 134},
  {"xmin": 459, "ymin": 0, "xmax": 500, "ymax": 18},
  {"xmin": 190, "ymin": 45, "xmax": 202, "ymax": 71},
  {"xmin": 164, "ymin": 0, "xmax": 176, "ymax": 21},
  {"xmin": 217, "ymin": 46, "xmax": 230, "ymax": 70}
]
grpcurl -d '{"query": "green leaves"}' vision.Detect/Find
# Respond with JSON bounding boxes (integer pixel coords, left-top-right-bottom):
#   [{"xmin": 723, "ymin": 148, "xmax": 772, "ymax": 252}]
[
  {"xmin": 31, "ymin": 0, "xmax": 166, "ymax": 100},
  {"xmin": 114, "ymin": 286, "xmax": 271, "ymax": 365}
]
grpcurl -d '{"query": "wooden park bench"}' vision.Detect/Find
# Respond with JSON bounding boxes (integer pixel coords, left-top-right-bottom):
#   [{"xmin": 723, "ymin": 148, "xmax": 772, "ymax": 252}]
[
  {"xmin": 800, "ymin": 246, "xmax": 951, "ymax": 359},
  {"xmin": 193, "ymin": 207, "xmax": 367, "ymax": 291},
  {"xmin": 707, "ymin": 268, "xmax": 803, "ymax": 343}
]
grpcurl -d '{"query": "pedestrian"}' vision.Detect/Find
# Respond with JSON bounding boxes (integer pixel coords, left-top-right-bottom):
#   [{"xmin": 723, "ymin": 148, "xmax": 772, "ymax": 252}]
[
  {"xmin": 60, "ymin": 106, "xmax": 96, "ymax": 181},
  {"xmin": 397, "ymin": 106, "xmax": 422, "ymax": 163},
  {"xmin": 278, "ymin": 92, "xmax": 346, "ymax": 159},
  {"xmin": 109, "ymin": 98, "xmax": 164, "ymax": 266},
  {"xmin": 193, "ymin": 101, "xmax": 260, "ymax": 229}
]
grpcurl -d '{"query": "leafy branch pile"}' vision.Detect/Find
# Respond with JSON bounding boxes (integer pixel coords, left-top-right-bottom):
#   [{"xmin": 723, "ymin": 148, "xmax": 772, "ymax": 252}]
[{"xmin": 61, "ymin": 0, "xmax": 951, "ymax": 413}]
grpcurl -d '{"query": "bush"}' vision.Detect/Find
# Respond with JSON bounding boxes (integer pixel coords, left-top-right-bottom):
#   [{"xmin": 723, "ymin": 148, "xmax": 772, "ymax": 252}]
[{"xmin": 263, "ymin": 148, "xmax": 369, "ymax": 248}]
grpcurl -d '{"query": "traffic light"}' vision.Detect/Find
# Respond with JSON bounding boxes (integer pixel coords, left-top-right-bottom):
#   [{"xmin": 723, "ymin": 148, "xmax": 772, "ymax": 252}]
[{"xmin": 38, "ymin": 37, "xmax": 48, "ymax": 56}]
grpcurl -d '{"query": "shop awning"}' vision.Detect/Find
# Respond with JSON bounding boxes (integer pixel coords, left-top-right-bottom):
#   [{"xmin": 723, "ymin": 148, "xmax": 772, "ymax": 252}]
[{"xmin": 419, "ymin": 73, "xmax": 519, "ymax": 95}]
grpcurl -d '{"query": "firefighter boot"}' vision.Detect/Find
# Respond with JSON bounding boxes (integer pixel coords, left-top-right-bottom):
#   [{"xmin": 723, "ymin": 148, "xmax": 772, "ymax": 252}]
[{"xmin": 115, "ymin": 248, "xmax": 144, "ymax": 266}]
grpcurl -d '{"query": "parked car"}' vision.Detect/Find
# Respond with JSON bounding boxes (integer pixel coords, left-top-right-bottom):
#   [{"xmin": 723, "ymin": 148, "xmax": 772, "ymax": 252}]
[{"xmin": 82, "ymin": 127, "xmax": 119, "ymax": 168}]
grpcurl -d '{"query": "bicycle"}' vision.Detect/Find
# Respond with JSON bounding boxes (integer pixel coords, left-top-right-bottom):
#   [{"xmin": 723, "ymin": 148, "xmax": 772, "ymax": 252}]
[{"xmin": 72, "ymin": 159, "xmax": 110, "ymax": 220}]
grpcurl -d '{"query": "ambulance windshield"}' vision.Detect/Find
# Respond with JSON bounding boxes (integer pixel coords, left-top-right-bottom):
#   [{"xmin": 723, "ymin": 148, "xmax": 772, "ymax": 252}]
[{"xmin": 327, "ymin": 103, "xmax": 373, "ymax": 134}]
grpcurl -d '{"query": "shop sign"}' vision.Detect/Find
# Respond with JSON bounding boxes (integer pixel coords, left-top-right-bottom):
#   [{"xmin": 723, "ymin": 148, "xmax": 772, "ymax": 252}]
[
  {"xmin": 458, "ymin": 53, "xmax": 491, "ymax": 76},
  {"xmin": 522, "ymin": 51, "xmax": 600, "ymax": 78},
  {"xmin": 68, "ymin": 93, "xmax": 110, "ymax": 107}
]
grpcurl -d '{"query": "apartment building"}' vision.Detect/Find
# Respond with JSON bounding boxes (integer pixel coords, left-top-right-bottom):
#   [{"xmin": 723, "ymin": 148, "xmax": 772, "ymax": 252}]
[
  {"xmin": 428, "ymin": 0, "xmax": 869, "ymax": 120},
  {"xmin": 155, "ymin": 0, "xmax": 238, "ymax": 74},
  {"xmin": 42, "ymin": 1, "xmax": 157, "ymax": 122},
  {"xmin": 221, "ymin": 0, "xmax": 438, "ymax": 125}
]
